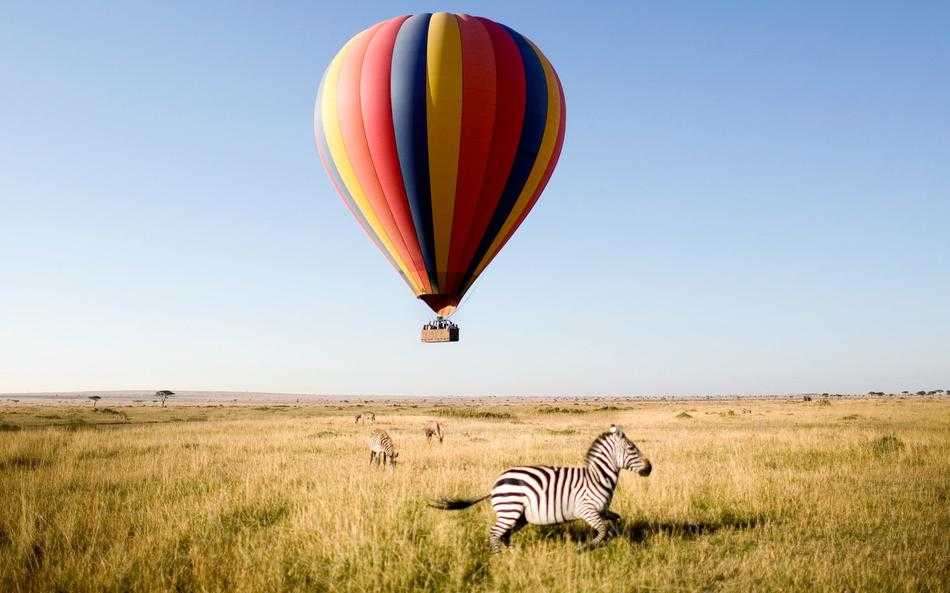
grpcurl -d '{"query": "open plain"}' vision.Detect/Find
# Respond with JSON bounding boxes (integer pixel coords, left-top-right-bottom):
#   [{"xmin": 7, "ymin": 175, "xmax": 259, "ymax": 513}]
[{"xmin": 1, "ymin": 395, "xmax": 948, "ymax": 593}]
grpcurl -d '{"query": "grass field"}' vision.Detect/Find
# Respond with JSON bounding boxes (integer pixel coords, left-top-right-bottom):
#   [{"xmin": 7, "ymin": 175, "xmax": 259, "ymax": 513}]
[{"xmin": 1, "ymin": 397, "xmax": 948, "ymax": 593}]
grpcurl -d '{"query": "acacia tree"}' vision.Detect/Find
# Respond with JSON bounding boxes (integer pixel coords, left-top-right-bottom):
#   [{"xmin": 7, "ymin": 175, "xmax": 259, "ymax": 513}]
[
  {"xmin": 154, "ymin": 390, "xmax": 175, "ymax": 407},
  {"xmin": 89, "ymin": 395, "xmax": 101, "ymax": 408}
]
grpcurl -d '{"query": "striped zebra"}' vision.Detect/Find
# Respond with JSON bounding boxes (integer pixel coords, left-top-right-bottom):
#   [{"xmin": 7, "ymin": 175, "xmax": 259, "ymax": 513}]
[
  {"xmin": 369, "ymin": 429, "xmax": 398, "ymax": 469},
  {"xmin": 423, "ymin": 421, "xmax": 444, "ymax": 444},
  {"xmin": 429, "ymin": 425, "xmax": 651, "ymax": 551}
]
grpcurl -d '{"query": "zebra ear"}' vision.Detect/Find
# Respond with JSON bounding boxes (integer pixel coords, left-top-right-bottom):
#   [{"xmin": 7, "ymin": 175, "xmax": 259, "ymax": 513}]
[{"xmin": 610, "ymin": 424, "xmax": 623, "ymax": 435}]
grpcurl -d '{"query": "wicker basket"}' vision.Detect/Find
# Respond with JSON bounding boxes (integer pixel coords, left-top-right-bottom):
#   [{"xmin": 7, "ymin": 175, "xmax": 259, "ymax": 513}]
[{"xmin": 421, "ymin": 326, "xmax": 460, "ymax": 343}]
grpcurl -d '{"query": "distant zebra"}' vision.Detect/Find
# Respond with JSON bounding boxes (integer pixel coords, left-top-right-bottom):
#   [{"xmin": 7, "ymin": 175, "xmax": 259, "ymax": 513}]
[
  {"xmin": 369, "ymin": 429, "xmax": 398, "ymax": 469},
  {"xmin": 354, "ymin": 412, "xmax": 376, "ymax": 424},
  {"xmin": 429, "ymin": 425, "xmax": 651, "ymax": 551},
  {"xmin": 423, "ymin": 421, "xmax": 444, "ymax": 444}
]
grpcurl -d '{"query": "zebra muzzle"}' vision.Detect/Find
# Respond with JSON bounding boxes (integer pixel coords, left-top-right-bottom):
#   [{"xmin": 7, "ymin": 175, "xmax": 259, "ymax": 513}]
[{"xmin": 638, "ymin": 460, "xmax": 653, "ymax": 476}]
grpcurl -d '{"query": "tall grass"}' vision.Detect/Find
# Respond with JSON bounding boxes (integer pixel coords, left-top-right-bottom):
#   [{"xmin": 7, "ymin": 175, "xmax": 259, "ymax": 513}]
[{"xmin": 0, "ymin": 398, "xmax": 948, "ymax": 593}]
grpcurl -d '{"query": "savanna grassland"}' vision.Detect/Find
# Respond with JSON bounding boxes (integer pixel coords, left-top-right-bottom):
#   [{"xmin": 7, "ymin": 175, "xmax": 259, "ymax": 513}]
[{"xmin": 1, "ymin": 397, "xmax": 948, "ymax": 593}]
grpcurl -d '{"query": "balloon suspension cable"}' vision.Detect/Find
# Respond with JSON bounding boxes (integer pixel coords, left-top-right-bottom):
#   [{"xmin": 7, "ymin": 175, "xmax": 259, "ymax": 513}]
[{"xmin": 423, "ymin": 316, "xmax": 458, "ymax": 330}]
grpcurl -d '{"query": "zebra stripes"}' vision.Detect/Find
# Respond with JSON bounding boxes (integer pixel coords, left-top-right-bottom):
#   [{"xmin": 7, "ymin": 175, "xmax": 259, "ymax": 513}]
[
  {"xmin": 429, "ymin": 425, "xmax": 652, "ymax": 551},
  {"xmin": 369, "ymin": 429, "xmax": 399, "ymax": 469}
]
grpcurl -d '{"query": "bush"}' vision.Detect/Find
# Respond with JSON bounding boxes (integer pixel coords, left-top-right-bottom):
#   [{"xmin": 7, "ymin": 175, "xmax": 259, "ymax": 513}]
[
  {"xmin": 432, "ymin": 407, "xmax": 512, "ymax": 420},
  {"xmin": 536, "ymin": 406, "xmax": 586, "ymax": 414},
  {"xmin": 869, "ymin": 435, "xmax": 905, "ymax": 456}
]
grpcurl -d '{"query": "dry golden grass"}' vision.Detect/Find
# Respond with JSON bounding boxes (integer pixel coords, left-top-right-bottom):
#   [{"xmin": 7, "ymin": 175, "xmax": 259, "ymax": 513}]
[{"xmin": 1, "ymin": 398, "xmax": 948, "ymax": 593}]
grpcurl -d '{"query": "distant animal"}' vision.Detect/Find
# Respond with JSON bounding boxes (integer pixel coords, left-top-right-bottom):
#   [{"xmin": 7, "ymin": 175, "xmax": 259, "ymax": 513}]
[
  {"xmin": 369, "ymin": 429, "xmax": 398, "ymax": 470},
  {"xmin": 423, "ymin": 421, "xmax": 444, "ymax": 444},
  {"xmin": 354, "ymin": 412, "xmax": 376, "ymax": 424},
  {"xmin": 429, "ymin": 425, "xmax": 651, "ymax": 552}
]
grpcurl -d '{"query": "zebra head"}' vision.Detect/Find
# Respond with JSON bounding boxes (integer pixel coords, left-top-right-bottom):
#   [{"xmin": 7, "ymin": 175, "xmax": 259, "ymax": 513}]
[{"xmin": 609, "ymin": 425, "xmax": 652, "ymax": 476}]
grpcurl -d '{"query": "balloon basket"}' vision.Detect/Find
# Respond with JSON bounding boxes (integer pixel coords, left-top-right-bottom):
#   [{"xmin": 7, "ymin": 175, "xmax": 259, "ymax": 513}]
[{"xmin": 421, "ymin": 317, "xmax": 460, "ymax": 343}]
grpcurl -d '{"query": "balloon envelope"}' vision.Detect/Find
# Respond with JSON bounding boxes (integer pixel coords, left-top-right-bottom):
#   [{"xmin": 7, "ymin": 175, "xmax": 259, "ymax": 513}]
[{"xmin": 314, "ymin": 12, "xmax": 565, "ymax": 316}]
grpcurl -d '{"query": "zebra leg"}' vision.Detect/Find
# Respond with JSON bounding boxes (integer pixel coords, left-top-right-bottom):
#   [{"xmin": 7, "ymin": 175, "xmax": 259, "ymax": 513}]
[
  {"xmin": 578, "ymin": 508, "xmax": 610, "ymax": 549},
  {"xmin": 369, "ymin": 451, "xmax": 376, "ymax": 465},
  {"xmin": 500, "ymin": 515, "xmax": 527, "ymax": 547},
  {"xmin": 489, "ymin": 510, "xmax": 525, "ymax": 553}
]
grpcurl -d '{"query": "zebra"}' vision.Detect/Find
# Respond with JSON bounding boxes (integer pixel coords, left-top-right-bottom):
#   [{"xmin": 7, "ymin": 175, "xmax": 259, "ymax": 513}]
[
  {"xmin": 429, "ymin": 425, "xmax": 651, "ymax": 552},
  {"xmin": 423, "ymin": 420, "xmax": 444, "ymax": 444},
  {"xmin": 369, "ymin": 429, "xmax": 398, "ymax": 469},
  {"xmin": 354, "ymin": 411, "xmax": 376, "ymax": 424}
]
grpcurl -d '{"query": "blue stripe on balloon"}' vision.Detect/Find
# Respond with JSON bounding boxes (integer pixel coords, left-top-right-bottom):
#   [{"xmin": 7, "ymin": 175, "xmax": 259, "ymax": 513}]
[
  {"xmin": 391, "ymin": 13, "xmax": 439, "ymax": 289},
  {"xmin": 460, "ymin": 24, "xmax": 549, "ymax": 290}
]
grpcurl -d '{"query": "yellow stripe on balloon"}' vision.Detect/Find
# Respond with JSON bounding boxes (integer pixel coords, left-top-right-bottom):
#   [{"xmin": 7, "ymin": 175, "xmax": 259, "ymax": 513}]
[
  {"xmin": 467, "ymin": 42, "xmax": 562, "ymax": 287},
  {"xmin": 425, "ymin": 12, "xmax": 463, "ymax": 291},
  {"xmin": 322, "ymin": 34, "xmax": 423, "ymax": 294}
]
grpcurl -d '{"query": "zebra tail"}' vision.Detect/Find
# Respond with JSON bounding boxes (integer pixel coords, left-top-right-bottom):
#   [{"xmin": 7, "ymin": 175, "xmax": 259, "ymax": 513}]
[{"xmin": 427, "ymin": 494, "xmax": 490, "ymax": 511}]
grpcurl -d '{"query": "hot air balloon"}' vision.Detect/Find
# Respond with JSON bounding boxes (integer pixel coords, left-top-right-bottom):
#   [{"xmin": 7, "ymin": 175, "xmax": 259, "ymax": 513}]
[{"xmin": 314, "ymin": 13, "xmax": 566, "ymax": 342}]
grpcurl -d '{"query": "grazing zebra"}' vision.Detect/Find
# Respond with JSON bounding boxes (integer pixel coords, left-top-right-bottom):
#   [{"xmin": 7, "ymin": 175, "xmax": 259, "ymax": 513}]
[
  {"xmin": 354, "ymin": 412, "xmax": 375, "ymax": 424},
  {"xmin": 429, "ymin": 425, "xmax": 651, "ymax": 552},
  {"xmin": 369, "ymin": 429, "xmax": 398, "ymax": 469},
  {"xmin": 423, "ymin": 421, "xmax": 444, "ymax": 444}
]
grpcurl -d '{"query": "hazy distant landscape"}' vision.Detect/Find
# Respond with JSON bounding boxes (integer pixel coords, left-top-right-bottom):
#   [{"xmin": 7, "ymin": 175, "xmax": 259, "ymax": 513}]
[
  {"xmin": 2, "ymin": 395, "xmax": 947, "ymax": 592},
  {"xmin": 3, "ymin": 389, "xmax": 945, "ymax": 408}
]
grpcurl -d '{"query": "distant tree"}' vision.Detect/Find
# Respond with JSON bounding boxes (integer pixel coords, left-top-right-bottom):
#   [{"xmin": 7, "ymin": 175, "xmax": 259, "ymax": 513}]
[
  {"xmin": 154, "ymin": 390, "xmax": 175, "ymax": 407},
  {"xmin": 89, "ymin": 395, "xmax": 101, "ymax": 408},
  {"xmin": 901, "ymin": 391, "xmax": 909, "ymax": 394},
  {"xmin": 821, "ymin": 393, "xmax": 829, "ymax": 397},
  {"xmin": 915, "ymin": 391, "xmax": 926, "ymax": 396}
]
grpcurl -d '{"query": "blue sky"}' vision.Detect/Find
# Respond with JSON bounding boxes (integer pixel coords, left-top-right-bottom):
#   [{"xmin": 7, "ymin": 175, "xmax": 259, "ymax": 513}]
[{"xmin": 2, "ymin": 1, "xmax": 948, "ymax": 395}]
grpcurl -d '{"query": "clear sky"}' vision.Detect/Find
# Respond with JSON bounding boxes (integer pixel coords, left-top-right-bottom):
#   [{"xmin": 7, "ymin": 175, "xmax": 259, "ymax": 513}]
[{"xmin": 2, "ymin": 1, "xmax": 948, "ymax": 396}]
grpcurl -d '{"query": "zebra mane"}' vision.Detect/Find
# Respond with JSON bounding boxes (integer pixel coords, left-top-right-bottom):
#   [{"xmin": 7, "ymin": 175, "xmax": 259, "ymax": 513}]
[{"xmin": 585, "ymin": 431, "xmax": 620, "ymax": 465}]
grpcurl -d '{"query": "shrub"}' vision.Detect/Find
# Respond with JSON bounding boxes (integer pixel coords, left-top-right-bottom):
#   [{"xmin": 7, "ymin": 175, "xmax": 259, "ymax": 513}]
[
  {"xmin": 432, "ymin": 407, "xmax": 512, "ymax": 420},
  {"xmin": 536, "ymin": 406, "xmax": 586, "ymax": 414},
  {"xmin": 869, "ymin": 435, "xmax": 905, "ymax": 456}
]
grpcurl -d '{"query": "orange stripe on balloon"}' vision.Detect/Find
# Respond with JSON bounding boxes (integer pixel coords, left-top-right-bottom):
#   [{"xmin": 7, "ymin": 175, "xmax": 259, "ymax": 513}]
[
  {"xmin": 321, "ymin": 33, "xmax": 422, "ymax": 294},
  {"xmin": 361, "ymin": 15, "xmax": 432, "ymax": 293},
  {"xmin": 337, "ymin": 22, "xmax": 425, "ymax": 292}
]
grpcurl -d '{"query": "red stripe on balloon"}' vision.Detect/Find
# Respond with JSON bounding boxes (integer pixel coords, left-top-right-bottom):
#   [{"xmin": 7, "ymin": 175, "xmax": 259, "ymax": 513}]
[
  {"xmin": 443, "ymin": 15, "xmax": 497, "ymax": 295},
  {"xmin": 337, "ymin": 21, "xmax": 423, "ymax": 291},
  {"xmin": 360, "ymin": 15, "xmax": 431, "ymax": 292},
  {"xmin": 448, "ymin": 17, "xmax": 525, "ymax": 297},
  {"xmin": 466, "ymin": 73, "xmax": 566, "ymax": 294}
]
